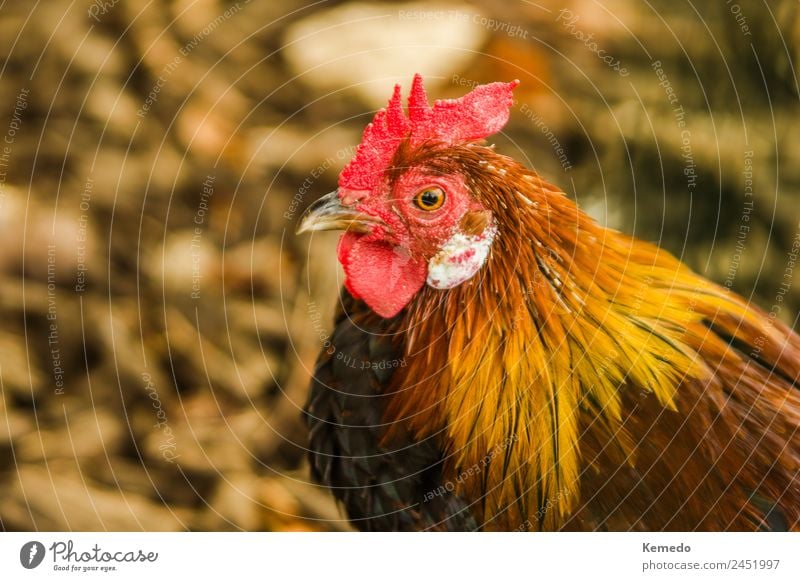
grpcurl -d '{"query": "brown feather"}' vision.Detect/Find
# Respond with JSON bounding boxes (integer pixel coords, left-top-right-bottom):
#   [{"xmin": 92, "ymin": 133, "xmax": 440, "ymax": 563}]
[{"xmin": 382, "ymin": 143, "xmax": 800, "ymax": 531}]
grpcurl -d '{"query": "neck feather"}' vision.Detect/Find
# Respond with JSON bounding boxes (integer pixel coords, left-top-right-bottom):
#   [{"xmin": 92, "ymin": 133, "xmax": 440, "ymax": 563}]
[{"xmin": 384, "ymin": 149, "xmax": 760, "ymax": 528}]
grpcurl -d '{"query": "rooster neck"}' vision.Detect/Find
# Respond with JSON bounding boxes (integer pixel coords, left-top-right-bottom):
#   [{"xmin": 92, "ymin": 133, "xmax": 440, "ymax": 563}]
[
  {"xmin": 385, "ymin": 152, "xmax": 726, "ymax": 528},
  {"xmin": 352, "ymin": 145, "xmax": 800, "ymax": 530}
]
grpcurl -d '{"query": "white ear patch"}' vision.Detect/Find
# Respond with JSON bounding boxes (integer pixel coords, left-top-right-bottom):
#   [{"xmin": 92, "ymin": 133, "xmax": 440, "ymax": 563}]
[{"xmin": 426, "ymin": 224, "xmax": 497, "ymax": 289}]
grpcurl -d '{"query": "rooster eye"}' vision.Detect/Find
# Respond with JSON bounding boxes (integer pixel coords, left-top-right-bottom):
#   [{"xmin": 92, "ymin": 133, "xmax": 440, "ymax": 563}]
[{"xmin": 413, "ymin": 187, "xmax": 446, "ymax": 211}]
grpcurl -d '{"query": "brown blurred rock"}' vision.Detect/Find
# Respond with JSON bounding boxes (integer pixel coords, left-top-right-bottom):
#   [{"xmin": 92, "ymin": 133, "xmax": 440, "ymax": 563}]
[
  {"xmin": 0, "ymin": 331, "xmax": 45, "ymax": 397},
  {"xmin": 154, "ymin": 231, "xmax": 222, "ymax": 299},
  {"xmin": 143, "ymin": 392, "xmax": 252, "ymax": 474},
  {"xmin": 0, "ymin": 403, "xmax": 33, "ymax": 448},
  {"xmin": 199, "ymin": 471, "xmax": 263, "ymax": 530},
  {"xmin": 1, "ymin": 462, "xmax": 188, "ymax": 531},
  {"xmin": 15, "ymin": 408, "xmax": 124, "ymax": 462},
  {"xmin": 282, "ymin": 2, "xmax": 487, "ymax": 107}
]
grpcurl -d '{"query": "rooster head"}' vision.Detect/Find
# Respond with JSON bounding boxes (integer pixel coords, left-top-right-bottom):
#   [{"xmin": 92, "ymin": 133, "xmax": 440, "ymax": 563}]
[{"xmin": 297, "ymin": 74, "xmax": 519, "ymax": 317}]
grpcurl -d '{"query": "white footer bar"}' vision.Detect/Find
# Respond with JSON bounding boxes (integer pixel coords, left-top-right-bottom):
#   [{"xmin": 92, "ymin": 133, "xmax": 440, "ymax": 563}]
[{"xmin": 1, "ymin": 532, "xmax": 796, "ymax": 580}]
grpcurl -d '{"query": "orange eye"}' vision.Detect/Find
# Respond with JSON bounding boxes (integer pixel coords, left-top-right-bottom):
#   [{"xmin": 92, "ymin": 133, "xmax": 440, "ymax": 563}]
[{"xmin": 413, "ymin": 187, "xmax": 446, "ymax": 211}]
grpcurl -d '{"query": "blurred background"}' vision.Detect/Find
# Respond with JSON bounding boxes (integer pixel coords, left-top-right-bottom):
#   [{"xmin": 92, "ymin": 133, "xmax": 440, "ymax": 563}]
[{"xmin": 0, "ymin": 0, "xmax": 797, "ymax": 531}]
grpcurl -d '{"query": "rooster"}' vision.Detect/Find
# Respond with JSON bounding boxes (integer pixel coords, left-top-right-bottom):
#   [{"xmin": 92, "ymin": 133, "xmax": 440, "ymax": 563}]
[{"xmin": 297, "ymin": 74, "xmax": 800, "ymax": 531}]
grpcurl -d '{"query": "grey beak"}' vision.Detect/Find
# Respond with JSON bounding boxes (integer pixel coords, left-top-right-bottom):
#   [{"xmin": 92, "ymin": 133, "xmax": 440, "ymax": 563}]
[{"xmin": 296, "ymin": 190, "xmax": 386, "ymax": 235}]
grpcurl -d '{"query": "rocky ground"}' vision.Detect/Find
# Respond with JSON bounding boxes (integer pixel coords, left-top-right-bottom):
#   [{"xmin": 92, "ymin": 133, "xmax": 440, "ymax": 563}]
[{"xmin": 0, "ymin": 0, "xmax": 797, "ymax": 531}]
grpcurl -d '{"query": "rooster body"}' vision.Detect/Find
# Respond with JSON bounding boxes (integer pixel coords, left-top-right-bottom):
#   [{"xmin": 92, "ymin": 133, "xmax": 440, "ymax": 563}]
[{"xmin": 299, "ymin": 75, "xmax": 800, "ymax": 531}]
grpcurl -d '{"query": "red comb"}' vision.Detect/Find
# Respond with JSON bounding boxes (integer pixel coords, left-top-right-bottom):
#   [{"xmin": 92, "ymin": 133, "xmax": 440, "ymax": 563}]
[{"xmin": 338, "ymin": 74, "xmax": 520, "ymax": 192}]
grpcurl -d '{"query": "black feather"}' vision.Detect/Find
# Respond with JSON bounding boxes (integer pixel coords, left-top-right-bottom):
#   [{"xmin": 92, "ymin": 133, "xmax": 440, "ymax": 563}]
[{"xmin": 305, "ymin": 291, "xmax": 477, "ymax": 531}]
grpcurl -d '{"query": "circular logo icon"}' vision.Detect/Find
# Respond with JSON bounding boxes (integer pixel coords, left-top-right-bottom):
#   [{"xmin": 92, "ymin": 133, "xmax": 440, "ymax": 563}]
[{"xmin": 19, "ymin": 541, "xmax": 46, "ymax": 569}]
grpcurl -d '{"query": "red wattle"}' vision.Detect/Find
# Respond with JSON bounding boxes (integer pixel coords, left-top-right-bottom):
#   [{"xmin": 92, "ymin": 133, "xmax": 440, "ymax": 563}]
[{"xmin": 337, "ymin": 233, "xmax": 427, "ymax": 318}]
